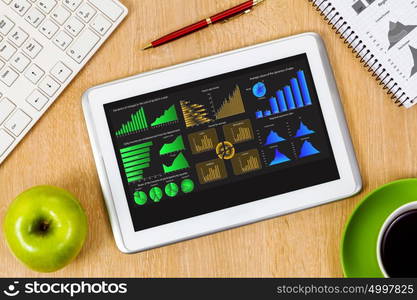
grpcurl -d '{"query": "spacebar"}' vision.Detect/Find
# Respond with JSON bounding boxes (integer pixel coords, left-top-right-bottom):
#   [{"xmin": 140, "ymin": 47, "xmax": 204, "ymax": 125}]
[{"xmin": 67, "ymin": 29, "xmax": 100, "ymax": 63}]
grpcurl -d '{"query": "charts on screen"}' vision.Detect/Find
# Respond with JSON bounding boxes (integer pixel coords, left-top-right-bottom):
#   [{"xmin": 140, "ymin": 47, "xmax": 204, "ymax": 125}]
[
  {"xmin": 134, "ymin": 191, "xmax": 148, "ymax": 205},
  {"xmin": 109, "ymin": 53, "xmax": 331, "ymax": 214},
  {"xmin": 299, "ymin": 141, "xmax": 320, "ymax": 158},
  {"xmin": 165, "ymin": 182, "xmax": 179, "ymax": 197},
  {"xmin": 196, "ymin": 159, "xmax": 228, "ymax": 184},
  {"xmin": 151, "ymin": 104, "xmax": 178, "ymax": 127},
  {"xmin": 120, "ymin": 141, "xmax": 153, "ymax": 183},
  {"xmin": 214, "ymin": 85, "xmax": 246, "ymax": 120},
  {"xmin": 252, "ymin": 82, "xmax": 267, "ymax": 98},
  {"xmin": 134, "ymin": 178, "xmax": 196, "ymax": 206},
  {"xmin": 162, "ymin": 152, "xmax": 190, "ymax": 173},
  {"xmin": 188, "ymin": 128, "xmax": 219, "ymax": 154},
  {"xmin": 223, "ymin": 119, "xmax": 254, "ymax": 144},
  {"xmin": 231, "ymin": 149, "xmax": 262, "ymax": 175},
  {"xmin": 264, "ymin": 130, "xmax": 286, "ymax": 146},
  {"xmin": 115, "ymin": 104, "xmax": 179, "ymax": 137},
  {"xmin": 149, "ymin": 187, "xmax": 163, "ymax": 202},
  {"xmin": 180, "ymin": 100, "xmax": 212, "ymax": 128},
  {"xmin": 181, "ymin": 179, "xmax": 195, "ymax": 193},
  {"xmin": 159, "ymin": 135, "xmax": 185, "ymax": 155},
  {"xmin": 255, "ymin": 70, "xmax": 312, "ymax": 119},
  {"xmin": 267, "ymin": 139, "xmax": 320, "ymax": 166},
  {"xmin": 295, "ymin": 121, "xmax": 315, "ymax": 138},
  {"xmin": 116, "ymin": 107, "xmax": 148, "ymax": 136},
  {"xmin": 269, "ymin": 148, "xmax": 291, "ymax": 166}
]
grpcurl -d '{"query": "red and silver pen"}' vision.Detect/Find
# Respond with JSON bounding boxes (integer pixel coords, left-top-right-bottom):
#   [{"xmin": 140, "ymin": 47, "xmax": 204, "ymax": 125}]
[{"xmin": 142, "ymin": 0, "xmax": 266, "ymax": 50}]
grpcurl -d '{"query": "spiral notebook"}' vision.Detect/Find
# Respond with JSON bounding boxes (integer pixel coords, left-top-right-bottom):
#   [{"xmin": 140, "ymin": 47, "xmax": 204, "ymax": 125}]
[{"xmin": 309, "ymin": 0, "xmax": 417, "ymax": 108}]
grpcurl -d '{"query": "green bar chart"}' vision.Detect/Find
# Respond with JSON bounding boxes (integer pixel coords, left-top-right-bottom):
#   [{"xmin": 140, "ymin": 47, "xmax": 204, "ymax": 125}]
[
  {"xmin": 120, "ymin": 141, "xmax": 153, "ymax": 183},
  {"xmin": 116, "ymin": 107, "xmax": 148, "ymax": 136}
]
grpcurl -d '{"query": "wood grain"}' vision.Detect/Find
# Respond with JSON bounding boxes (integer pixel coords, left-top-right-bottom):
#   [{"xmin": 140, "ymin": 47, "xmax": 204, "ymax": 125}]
[{"xmin": 1, "ymin": 0, "xmax": 416, "ymax": 277}]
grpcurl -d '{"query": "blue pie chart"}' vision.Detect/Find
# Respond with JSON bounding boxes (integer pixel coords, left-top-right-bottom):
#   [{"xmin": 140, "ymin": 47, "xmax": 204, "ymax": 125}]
[{"xmin": 252, "ymin": 82, "xmax": 267, "ymax": 98}]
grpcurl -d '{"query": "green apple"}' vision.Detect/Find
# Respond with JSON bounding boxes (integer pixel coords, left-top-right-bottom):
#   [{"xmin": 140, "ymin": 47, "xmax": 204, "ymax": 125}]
[{"xmin": 3, "ymin": 185, "xmax": 88, "ymax": 273}]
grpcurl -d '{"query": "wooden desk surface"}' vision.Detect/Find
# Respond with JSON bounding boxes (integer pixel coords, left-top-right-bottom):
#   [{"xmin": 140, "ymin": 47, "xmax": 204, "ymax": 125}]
[{"xmin": 1, "ymin": 0, "xmax": 417, "ymax": 277}]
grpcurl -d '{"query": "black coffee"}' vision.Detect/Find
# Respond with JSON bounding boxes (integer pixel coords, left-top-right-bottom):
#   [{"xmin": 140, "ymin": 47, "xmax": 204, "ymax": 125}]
[{"xmin": 381, "ymin": 209, "xmax": 417, "ymax": 277}]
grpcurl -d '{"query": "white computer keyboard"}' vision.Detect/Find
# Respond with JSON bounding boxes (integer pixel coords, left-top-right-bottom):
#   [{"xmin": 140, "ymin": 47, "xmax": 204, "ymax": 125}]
[{"xmin": 0, "ymin": 0, "xmax": 128, "ymax": 164}]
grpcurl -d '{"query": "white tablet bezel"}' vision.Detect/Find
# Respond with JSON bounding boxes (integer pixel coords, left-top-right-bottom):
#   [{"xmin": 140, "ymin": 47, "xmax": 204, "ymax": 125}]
[{"xmin": 82, "ymin": 33, "xmax": 361, "ymax": 253}]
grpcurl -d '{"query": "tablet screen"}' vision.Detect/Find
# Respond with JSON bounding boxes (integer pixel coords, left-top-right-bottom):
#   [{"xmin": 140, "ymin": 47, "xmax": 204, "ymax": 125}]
[{"xmin": 104, "ymin": 54, "xmax": 340, "ymax": 231}]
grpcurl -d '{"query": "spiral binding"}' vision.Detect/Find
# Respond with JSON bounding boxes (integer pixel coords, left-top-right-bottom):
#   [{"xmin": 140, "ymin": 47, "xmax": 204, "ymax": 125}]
[{"xmin": 308, "ymin": 0, "xmax": 410, "ymax": 106}]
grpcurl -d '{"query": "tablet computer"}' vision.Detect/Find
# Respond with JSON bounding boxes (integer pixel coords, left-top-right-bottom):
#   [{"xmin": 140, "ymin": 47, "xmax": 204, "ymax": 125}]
[{"xmin": 82, "ymin": 33, "xmax": 361, "ymax": 253}]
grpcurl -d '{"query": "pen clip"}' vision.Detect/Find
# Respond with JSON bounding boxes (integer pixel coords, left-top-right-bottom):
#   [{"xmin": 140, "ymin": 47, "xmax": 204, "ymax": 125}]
[{"xmin": 221, "ymin": 9, "xmax": 252, "ymax": 23}]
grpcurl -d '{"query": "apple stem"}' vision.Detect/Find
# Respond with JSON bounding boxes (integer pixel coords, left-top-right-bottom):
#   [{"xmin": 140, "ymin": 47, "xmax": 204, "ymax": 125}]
[{"xmin": 39, "ymin": 221, "xmax": 50, "ymax": 232}]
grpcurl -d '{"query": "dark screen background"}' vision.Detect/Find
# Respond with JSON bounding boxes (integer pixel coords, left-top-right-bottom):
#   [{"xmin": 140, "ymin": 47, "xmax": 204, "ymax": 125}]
[{"xmin": 104, "ymin": 54, "xmax": 340, "ymax": 231}]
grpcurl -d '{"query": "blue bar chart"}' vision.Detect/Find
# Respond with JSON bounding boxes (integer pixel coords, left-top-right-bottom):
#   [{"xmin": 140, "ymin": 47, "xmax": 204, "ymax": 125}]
[
  {"xmin": 255, "ymin": 70, "xmax": 313, "ymax": 119},
  {"xmin": 297, "ymin": 70, "xmax": 312, "ymax": 105},
  {"xmin": 291, "ymin": 77, "xmax": 304, "ymax": 108},
  {"xmin": 284, "ymin": 86, "xmax": 296, "ymax": 110},
  {"xmin": 277, "ymin": 90, "xmax": 288, "ymax": 112},
  {"xmin": 269, "ymin": 97, "xmax": 279, "ymax": 114}
]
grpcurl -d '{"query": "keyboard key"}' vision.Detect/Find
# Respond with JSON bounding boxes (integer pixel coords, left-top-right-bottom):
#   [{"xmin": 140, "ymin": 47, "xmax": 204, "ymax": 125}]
[
  {"xmin": 89, "ymin": 0, "xmax": 123, "ymax": 21},
  {"xmin": 51, "ymin": 5, "xmax": 71, "ymax": 25},
  {"xmin": 37, "ymin": 0, "xmax": 57, "ymax": 14},
  {"xmin": 90, "ymin": 14, "xmax": 111, "ymax": 36},
  {"xmin": 77, "ymin": 3, "xmax": 96, "ymax": 23},
  {"xmin": 0, "ymin": 16, "xmax": 15, "ymax": 36},
  {"xmin": 39, "ymin": 75, "xmax": 60, "ymax": 96},
  {"xmin": 26, "ymin": 89, "xmax": 48, "ymax": 110},
  {"xmin": 39, "ymin": 19, "xmax": 59, "ymax": 39},
  {"xmin": 23, "ymin": 38, "xmax": 42, "ymax": 58},
  {"xmin": 0, "ymin": 59, "xmax": 5, "ymax": 70},
  {"xmin": 11, "ymin": 0, "xmax": 32, "ymax": 16},
  {"xmin": 10, "ymin": 52, "xmax": 30, "ymax": 72},
  {"xmin": 65, "ymin": 16, "xmax": 84, "ymax": 36},
  {"xmin": 4, "ymin": 109, "xmax": 32, "ymax": 136},
  {"xmin": 25, "ymin": 64, "xmax": 45, "ymax": 83},
  {"xmin": 50, "ymin": 61, "xmax": 72, "ymax": 83},
  {"xmin": 0, "ymin": 67, "xmax": 19, "ymax": 86},
  {"xmin": 67, "ymin": 29, "xmax": 99, "ymax": 63},
  {"xmin": 0, "ymin": 98, "xmax": 16, "ymax": 124},
  {"xmin": 53, "ymin": 30, "xmax": 73, "ymax": 50},
  {"xmin": 8, "ymin": 27, "xmax": 29, "ymax": 47},
  {"xmin": 63, "ymin": 0, "xmax": 82, "ymax": 11},
  {"xmin": 0, "ymin": 40, "xmax": 17, "ymax": 61},
  {"xmin": 25, "ymin": 8, "xmax": 45, "ymax": 28},
  {"xmin": 0, "ymin": 129, "xmax": 14, "ymax": 156}
]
